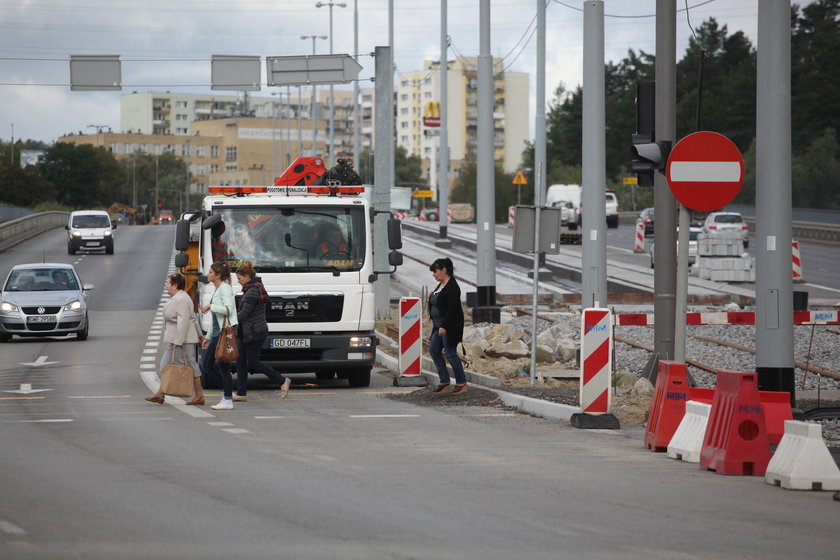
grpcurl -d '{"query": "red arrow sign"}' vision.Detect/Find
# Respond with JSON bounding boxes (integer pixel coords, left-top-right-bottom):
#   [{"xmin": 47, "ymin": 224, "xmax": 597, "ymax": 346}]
[{"xmin": 666, "ymin": 131, "xmax": 744, "ymax": 212}]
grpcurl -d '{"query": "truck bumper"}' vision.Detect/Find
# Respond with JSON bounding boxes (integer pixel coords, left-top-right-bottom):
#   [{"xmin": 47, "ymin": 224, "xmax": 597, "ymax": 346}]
[{"xmin": 260, "ymin": 331, "xmax": 378, "ymax": 372}]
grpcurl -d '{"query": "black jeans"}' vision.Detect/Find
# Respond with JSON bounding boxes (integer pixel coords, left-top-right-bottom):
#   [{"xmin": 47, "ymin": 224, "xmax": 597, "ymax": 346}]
[{"xmin": 235, "ymin": 336, "xmax": 287, "ymax": 395}]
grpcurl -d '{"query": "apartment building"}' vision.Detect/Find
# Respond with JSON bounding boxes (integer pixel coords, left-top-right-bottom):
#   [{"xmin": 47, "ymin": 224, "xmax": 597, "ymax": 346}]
[{"xmin": 395, "ymin": 57, "xmax": 529, "ymax": 178}]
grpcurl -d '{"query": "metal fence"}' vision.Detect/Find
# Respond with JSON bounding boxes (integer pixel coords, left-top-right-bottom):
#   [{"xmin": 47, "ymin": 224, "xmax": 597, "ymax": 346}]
[{"xmin": 0, "ymin": 211, "xmax": 70, "ymax": 250}]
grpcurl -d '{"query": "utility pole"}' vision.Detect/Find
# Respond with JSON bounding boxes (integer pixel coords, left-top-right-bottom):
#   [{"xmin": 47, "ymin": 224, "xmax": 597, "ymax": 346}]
[
  {"xmin": 301, "ymin": 34, "xmax": 327, "ymax": 156},
  {"xmin": 316, "ymin": 1, "xmax": 347, "ymax": 165},
  {"xmin": 374, "ymin": 46, "xmax": 394, "ymax": 319},
  {"xmin": 435, "ymin": 0, "xmax": 451, "ymax": 248},
  {"xmin": 353, "ymin": 0, "xmax": 361, "ymax": 164}
]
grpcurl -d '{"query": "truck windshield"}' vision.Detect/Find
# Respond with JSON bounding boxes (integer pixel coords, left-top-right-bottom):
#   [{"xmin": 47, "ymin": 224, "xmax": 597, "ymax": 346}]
[{"xmin": 209, "ymin": 206, "xmax": 366, "ymax": 273}]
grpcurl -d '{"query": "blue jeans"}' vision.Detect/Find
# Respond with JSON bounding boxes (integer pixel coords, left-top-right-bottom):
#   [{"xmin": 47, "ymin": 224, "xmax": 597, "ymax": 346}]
[
  {"xmin": 235, "ymin": 336, "xmax": 287, "ymax": 396},
  {"xmin": 429, "ymin": 328, "xmax": 466, "ymax": 385},
  {"xmin": 202, "ymin": 335, "xmax": 233, "ymax": 399}
]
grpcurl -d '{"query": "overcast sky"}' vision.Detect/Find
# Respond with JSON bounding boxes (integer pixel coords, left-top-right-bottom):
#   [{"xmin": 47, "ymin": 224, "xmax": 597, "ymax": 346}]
[{"xmin": 0, "ymin": 1, "xmax": 801, "ymax": 145}]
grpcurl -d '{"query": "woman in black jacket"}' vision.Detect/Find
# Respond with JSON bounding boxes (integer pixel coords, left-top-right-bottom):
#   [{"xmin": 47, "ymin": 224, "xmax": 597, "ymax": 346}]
[
  {"xmin": 233, "ymin": 262, "xmax": 292, "ymax": 400},
  {"xmin": 428, "ymin": 258, "xmax": 467, "ymax": 395}
]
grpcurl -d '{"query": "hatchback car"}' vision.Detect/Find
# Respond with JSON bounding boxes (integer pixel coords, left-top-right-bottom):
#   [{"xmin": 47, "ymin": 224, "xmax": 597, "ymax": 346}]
[
  {"xmin": 636, "ymin": 207, "xmax": 655, "ymax": 237},
  {"xmin": 702, "ymin": 211, "xmax": 749, "ymax": 248},
  {"xmin": 0, "ymin": 263, "xmax": 94, "ymax": 341}
]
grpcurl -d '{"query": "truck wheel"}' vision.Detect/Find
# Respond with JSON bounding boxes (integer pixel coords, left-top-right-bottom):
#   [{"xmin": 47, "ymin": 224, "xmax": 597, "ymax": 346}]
[{"xmin": 347, "ymin": 367, "xmax": 371, "ymax": 388}]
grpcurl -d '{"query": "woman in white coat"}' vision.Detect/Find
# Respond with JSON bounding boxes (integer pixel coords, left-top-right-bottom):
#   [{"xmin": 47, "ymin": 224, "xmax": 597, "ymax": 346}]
[
  {"xmin": 199, "ymin": 261, "xmax": 239, "ymax": 410},
  {"xmin": 145, "ymin": 273, "xmax": 206, "ymax": 405}
]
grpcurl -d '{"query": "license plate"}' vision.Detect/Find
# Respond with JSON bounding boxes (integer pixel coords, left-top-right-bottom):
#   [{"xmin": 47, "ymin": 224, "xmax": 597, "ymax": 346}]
[
  {"xmin": 27, "ymin": 315, "xmax": 55, "ymax": 323},
  {"xmin": 85, "ymin": 242, "xmax": 100, "ymax": 246},
  {"xmin": 270, "ymin": 338, "xmax": 310, "ymax": 349}
]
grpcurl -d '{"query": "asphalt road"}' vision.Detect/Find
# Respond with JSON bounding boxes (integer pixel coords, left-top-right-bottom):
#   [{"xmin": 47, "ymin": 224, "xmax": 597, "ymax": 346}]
[{"xmin": 1, "ymin": 226, "xmax": 838, "ymax": 559}]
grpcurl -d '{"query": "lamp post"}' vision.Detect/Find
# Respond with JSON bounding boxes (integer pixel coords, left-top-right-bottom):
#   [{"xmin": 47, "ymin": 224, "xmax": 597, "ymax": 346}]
[
  {"xmin": 301, "ymin": 34, "xmax": 327, "ymax": 156},
  {"xmin": 315, "ymin": 1, "xmax": 347, "ymax": 165}
]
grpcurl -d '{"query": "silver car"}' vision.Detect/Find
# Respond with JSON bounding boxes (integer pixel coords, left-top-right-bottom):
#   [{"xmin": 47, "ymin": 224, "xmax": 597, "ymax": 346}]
[
  {"xmin": 702, "ymin": 211, "xmax": 750, "ymax": 248},
  {"xmin": 0, "ymin": 263, "xmax": 94, "ymax": 342}
]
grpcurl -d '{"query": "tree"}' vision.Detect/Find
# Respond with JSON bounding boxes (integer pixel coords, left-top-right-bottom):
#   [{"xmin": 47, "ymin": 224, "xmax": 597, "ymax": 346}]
[
  {"xmin": 791, "ymin": 128, "xmax": 840, "ymax": 210},
  {"xmin": 354, "ymin": 146, "xmax": 426, "ymax": 187},
  {"xmin": 450, "ymin": 157, "xmax": 516, "ymax": 222},
  {"xmin": 38, "ymin": 143, "xmax": 122, "ymax": 208}
]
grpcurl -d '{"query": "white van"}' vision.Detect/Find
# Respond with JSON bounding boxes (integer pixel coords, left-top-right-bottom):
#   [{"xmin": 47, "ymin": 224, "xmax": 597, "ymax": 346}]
[
  {"xmin": 66, "ymin": 210, "xmax": 116, "ymax": 255},
  {"xmin": 546, "ymin": 184, "xmax": 581, "ymax": 230}
]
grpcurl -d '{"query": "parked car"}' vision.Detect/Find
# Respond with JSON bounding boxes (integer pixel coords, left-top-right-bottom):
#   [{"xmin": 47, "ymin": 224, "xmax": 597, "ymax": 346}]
[
  {"xmin": 650, "ymin": 227, "xmax": 701, "ymax": 268},
  {"xmin": 605, "ymin": 190, "xmax": 619, "ymax": 228},
  {"xmin": 636, "ymin": 207, "xmax": 655, "ymax": 237},
  {"xmin": 549, "ymin": 200, "xmax": 577, "ymax": 227},
  {"xmin": 702, "ymin": 211, "xmax": 749, "ymax": 248},
  {"xmin": 66, "ymin": 210, "xmax": 116, "ymax": 255},
  {"xmin": 0, "ymin": 263, "xmax": 94, "ymax": 342}
]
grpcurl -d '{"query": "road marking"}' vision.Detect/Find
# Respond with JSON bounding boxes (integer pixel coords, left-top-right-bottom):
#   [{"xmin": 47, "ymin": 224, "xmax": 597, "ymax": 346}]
[
  {"xmin": 145, "ymin": 341, "xmax": 160, "ymax": 347},
  {"xmin": 19, "ymin": 355, "xmax": 58, "ymax": 367},
  {"xmin": 349, "ymin": 414, "xmax": 421, "ymax": 418},
  {"xmin": 359, "ymin": 390, "xmax": 416, "ymax": 394},
  {"xmin": 67, "ymin": 395, "xmax": 132, "ymax": 399},
  {"xmin": 254, "ymin": 416, "xmax": 285, "ymax": 419},
  {"xmin": 11, "ymin": 419, "xmax": 74, "ymax": 423},
  {"xmin": 142, "ymin": 349, "xmax": 156, "ymax": 354},
  {"xmin": 468, "ymin": 413, "xmax": 517, "ymax": 417},
  {"xmin": 0, "ymin": 520, "xmax": 27, "ymax": 535},
  {"xmin": 171, "ymin": 404, "xmax": 214, "ymax": 418},
  {"xmin": 222, "ymin": 428, "xmax": 251, "ymax": 434},
  {"xmin": 0, "ymin": 396, "xmax": 46, "ymax": 401},
  {"xmin": 3, "ymin": 384, "xmax": 53, "ymax": 395},
  {"xmin": 208, "ymin": 421, "xmax": 234, "ymax": 427}
]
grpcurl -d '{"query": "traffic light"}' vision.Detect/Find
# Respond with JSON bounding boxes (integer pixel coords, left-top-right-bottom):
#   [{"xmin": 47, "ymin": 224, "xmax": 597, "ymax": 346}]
[
  {"xmin": 630, "ymin": 81, "xmax": 668, "ymax": 187},
  {"xmin": 157, "ymin": 197, "xmax": 162, "ymax": 209}
]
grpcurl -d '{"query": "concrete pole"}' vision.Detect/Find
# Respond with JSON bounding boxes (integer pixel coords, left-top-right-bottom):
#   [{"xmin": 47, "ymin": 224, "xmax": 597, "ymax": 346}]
[
  {"xmin": 756, "ymin": 0, "xmax": 794, "ymax": 403},
  {"xmin": 472, "ymin": 0, "xmax": 499, "ymax": 324},
  {"xmin": 436, "ymin": 0, "xmax": 451, "ymax": 247},
  {"xmin": 297, "ymin": 86, "xmax": 303, "ymax": 156},
  {"xmin": 353, "ymin": 0, "xmax": 361, "ymax": 165},
  {"xmin": 581, "ymin": 1, "xmax": 607, "ymax": 310},
  {"xmin": 374, "ymin": 46, "xmax": 394, "ymax": 319},
  {"xmin": 531, "ymin": 0, "xmax": 549, "ymax": 280},
  {"xmin": 388, "ymin": 0, "xmax": 396, "ymax": 188},
  {"xmin": 650, "ymin": 0, "xmax": 678, "ymax": 383}
]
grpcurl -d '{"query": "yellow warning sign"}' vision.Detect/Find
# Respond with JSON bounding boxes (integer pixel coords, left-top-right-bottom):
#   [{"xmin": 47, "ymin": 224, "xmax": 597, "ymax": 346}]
[
  {"xmin": 623, "ymin": 176, "xmax": 638, "ymax": 185},
  {"xmin": 413, "ymin": 190, "xmax": 434, "ymax": 198},
  {"xmin": 513, "ymin": 170, "xmax": 528, "ymax": 185}
]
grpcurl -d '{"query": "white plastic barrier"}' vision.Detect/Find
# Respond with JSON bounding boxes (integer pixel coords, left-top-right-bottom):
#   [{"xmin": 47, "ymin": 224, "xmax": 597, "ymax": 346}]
[
  {"xmin": 666, "ymin": 400, "xmax": 711, "ymax": 463},
  {"xmin": 765, "ymin": 420, "xmax": 840, "ymax": 491}
]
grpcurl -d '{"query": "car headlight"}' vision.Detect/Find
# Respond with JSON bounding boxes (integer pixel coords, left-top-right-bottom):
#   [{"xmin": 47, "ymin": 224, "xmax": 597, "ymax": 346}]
[
  {"xmin": 0, "ymin": 301, "xmax": 18, "ymax": 313},
  {"xmin": 65, "ymin": 300, "xmax": 83, "ymax": 312},
  {"xmin": 72, "ymin": 230, "xmax": 82, "ymax": 237},
  {"xmin": 104, "ymin": 230, "xmax": 111, "ymax": 236},
  {"xmin": 349, "ymin": 336, "xmax": 372, "ymax": 348}
]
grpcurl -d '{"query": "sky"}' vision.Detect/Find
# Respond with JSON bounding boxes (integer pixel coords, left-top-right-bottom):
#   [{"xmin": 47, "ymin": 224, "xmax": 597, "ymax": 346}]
[{"xmin": 0, "ymin": 0, "xmax": 800, "ymax": 145}]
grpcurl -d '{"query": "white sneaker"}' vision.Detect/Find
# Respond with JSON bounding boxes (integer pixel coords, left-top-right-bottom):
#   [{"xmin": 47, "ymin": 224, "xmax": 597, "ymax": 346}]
[{"xmin": 211, "ymin": 399, "xmax": 233, "ymax": 410}]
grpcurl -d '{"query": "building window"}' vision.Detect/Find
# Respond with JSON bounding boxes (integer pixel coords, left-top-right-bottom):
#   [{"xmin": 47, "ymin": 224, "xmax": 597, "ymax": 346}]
[
  {"xmin": 225, "ymin": 147, "xmax": 237, "ymax": 162},
  {"xmin": 182, "ymin": 144, "xmax": 190, "ymax": 157},
  {"xmin": 210, "ymin": 164, "xmax": 219, "ymax": 173},
  {"xmin": 226, "ymin": 165, "xmax": 237, "ymax": 172},
  {"xmin": 211, "ymin": 146, "xmax": 219, "ymax": 158},
  {"xmin": 196, "ymin": 146, "xmax": 205, "ymax": 157}
]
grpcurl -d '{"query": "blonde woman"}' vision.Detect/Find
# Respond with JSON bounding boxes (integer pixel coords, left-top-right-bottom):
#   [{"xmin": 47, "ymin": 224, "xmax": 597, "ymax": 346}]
[{"xmin": 199, "ymin": 261, "xmax": 239, "ymax": 410}]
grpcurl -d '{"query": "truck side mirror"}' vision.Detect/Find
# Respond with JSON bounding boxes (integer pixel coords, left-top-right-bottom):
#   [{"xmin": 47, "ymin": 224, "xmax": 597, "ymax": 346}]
[
  {"xmin": 174, "ymin": 219, "xmax": 190, "ymax": 251},
  {"xmin": 388, "ymin": 251, "xmax": 403, "ymax": 267},
  {"xmin": 174, "ymin": 252, "xmax": 189, "ymax": 268},
  {"xmin": 387, "ymin": 218, "xmax": 403, "ymax": 250}
]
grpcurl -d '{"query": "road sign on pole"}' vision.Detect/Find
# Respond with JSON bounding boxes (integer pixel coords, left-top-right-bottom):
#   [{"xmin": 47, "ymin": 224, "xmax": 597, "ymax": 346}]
[
  {"xmin": 665, "ymin": 131, "xmax": 744, "ymax": 211},
  {"xmin": 513, "ymin": 170, "xmax": 528, "ymax": 185}
]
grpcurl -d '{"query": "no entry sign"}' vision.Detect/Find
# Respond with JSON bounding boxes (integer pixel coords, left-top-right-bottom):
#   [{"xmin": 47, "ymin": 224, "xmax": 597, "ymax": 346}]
[{"xmin": 666, "ymin": 131, "xmax": 744, "ymax": 211}]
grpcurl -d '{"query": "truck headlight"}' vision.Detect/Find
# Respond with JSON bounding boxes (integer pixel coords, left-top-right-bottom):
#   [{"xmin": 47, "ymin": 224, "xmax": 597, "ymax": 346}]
[
  {"xmin": 65, "ymin": 300, "xmax": 83, "ymax": 312},
  {"xmin": 349, "ymin": 336, "xmax": 372, "ymax": 347},
  {"xmin": 72, "ymin": 230, "xmax": 82, "ymax": 237},
  {"xmin": 0, "ymin": 301, "xmax": 18, "ymax": 313}
]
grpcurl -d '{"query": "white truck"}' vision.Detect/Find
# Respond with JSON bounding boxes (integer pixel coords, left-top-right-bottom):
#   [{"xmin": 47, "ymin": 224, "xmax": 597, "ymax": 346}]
[
  {"xmin": 546, "ymin": 183, "xmax": 619, "ymax": 229},
  {"xmin": 173, "ymin": 158, "xmax": 403, "ymax": 388}
]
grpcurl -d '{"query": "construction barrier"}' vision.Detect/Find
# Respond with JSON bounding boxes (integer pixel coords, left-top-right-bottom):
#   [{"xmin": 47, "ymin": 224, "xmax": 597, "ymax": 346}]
[
  {"xmin": 667, "ymin": 401, "xmax": 712, "ymax": 463},
  {"xmin": 759, "ymin": 391, "xmax": 793, "ymax": 445},
  {"xmin": 700, "ymin": 370, "xmax": 772, "ymax": 476},
  {"xmin": 508, "ymin": 205, "xmax": 516, "ymax": 228},
  {"xmin": 765, "ymin": 420, "xmax": 840, "ymax": 491},
  {"xmin": 579, "ymin": 308, "xmax": 613, "ymax": 414},
  {"xmin": 398, "ymin": 297, "xmax": 422, "ymax": 377},
  {"xmin": 644, "ymin": 361, "xmax": 691, "ymax": 452},
  {"xmin": 792, "ymin": 239, "xmax": 803, "ymax": 282},
  {"xmin": 614, "ymin": 310, "xmax": 839, "ymax": 326},
  {"xmin": 633, "ymin": 221, "xmax": 646, "ymax": 253}
]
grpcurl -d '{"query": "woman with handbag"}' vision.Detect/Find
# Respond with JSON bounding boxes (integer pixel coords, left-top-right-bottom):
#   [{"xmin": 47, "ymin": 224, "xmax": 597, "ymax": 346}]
[
  {"xmin": 232, "ymin": 262, "xmax": 292, "ymax": 400},
  {"xmin": 199, "ymin": 261, "xmax": 239, "ymax": 410},
  {"xmin": 427, "ymin": 257, "xmax": 468, "ymax": 396},
  {"xmin": 145, "ymin": 273, "xmax": 207, "ymax": 405}
]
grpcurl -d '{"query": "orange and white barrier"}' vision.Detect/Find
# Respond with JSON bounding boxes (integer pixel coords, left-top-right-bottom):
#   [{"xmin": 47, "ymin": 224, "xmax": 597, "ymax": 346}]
[
  {"xmin": 792, "ymin": 239, "xmax": 803, "ymax": 282},
  {"xmin": 614, "ymin": 310, "xmax": 839, "ymax": 326},
  {"xmin": 508, "ymin": 205, "xmax": 516, "ymax": 228},
  {"xmin": 579, "ymin": 308, "xmax": 613, "ymax": 414},
  {"xmin": 398, "ymin": 297, "xmax": 422, "ymax": 377},
  {"xmin": 633, "ymin": 221, "xmax": 646, "ymax": 253}
]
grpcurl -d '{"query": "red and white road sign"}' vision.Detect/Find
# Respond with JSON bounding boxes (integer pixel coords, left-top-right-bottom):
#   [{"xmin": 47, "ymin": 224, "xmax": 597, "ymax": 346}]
[
  {"xmin": 666, "ymin": 131, "xmax": 744, "ymax": 212},
  {"xmin": 580, "ymin": 308, "xmax": 613, "ymax": 414},
  {"xmin": 398, "ymin": 298, "xmax": 422, "ymax": 376}
]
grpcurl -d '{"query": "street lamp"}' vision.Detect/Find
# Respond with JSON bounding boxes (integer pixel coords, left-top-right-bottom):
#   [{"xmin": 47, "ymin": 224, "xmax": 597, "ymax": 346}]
[
  {"xmin": 315, "ymin": 1, "xmax": 347, "ymax": 165},
  {"xmin": 301, "ymin": 34, "xmax": 327, "ymax": 157}
]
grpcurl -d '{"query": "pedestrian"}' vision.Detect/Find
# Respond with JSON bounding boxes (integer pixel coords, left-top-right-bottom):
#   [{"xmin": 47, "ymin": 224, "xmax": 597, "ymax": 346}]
[
  {"xmin": 145, "ymin": 273, "xmax": 207, "ymax": 405},
  {"xmin": 427, "ymin": 257, "xmax": 468, "ymax": 395},
  {"xmin": 199, "ymin": 261, "xmax": 239, "ymax": 410},
  {"xmin": 232, "ymin": 262, "xmax": 292, "ymax": 400}
]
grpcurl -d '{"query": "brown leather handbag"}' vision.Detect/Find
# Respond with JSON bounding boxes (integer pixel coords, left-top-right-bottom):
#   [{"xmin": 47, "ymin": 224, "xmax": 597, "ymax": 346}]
[
  {"xmin": 214, "ymin": 310, "xmax": 239, "ymax": 363},
  {"xmin": 160, "ymin": 346, "xmax": 194, "ymax": 397}
]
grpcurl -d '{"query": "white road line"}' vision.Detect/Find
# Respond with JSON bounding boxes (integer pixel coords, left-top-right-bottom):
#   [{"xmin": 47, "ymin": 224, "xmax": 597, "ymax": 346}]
[
  {"xmin": 254, "ymin": 416, "xmax": 285, "ymax": 419},
  {"xmin": 222, "ymin": 428, "xmax": 251, "ymax": 434},
  {"xmin": 145, "ymin": 341, "xmax": 160, "ymax": 347},
  {"xmin": 208, "ymin": 421, "xmax": 234, "ymax": 427},
  {"xmin": 11, "ymin": 419, "xmax": 74, "ymax": 423},
  {"xmin": 0, "ymin": 520, "xmax": 27, "ymax": 535},
  {"xmin": 349, "ymin": 414, "xmax": 421, "ymax": 418},
  {"xmin": 142, "ymin": 349, "xmax": 157, "ymax": 354},
  {"xmin": 171, "ymin": 404, "xmax": 214, "ymax": 418}
]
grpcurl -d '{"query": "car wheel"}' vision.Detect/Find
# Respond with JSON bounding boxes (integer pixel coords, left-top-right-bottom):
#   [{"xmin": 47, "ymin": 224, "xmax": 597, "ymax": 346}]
[
  {"xmin": 347, "ymin": 367, "xmax": 371, "ymax": 388},
  {"xmin": 105, "ymin": 243, "xmax": 114, "ymax": 255},
  {"xmin": 76, "ymin": 315, "xmax": 89, "ymax": 340},
  {"xmin": 426, "ymin": 212, "xmax": 438, "ymax": 221},
  {"xmin": 0, "ymin": 333, "xmax": 11, "ymax": 342},
  {"xmin": 68, "ymin": 244, "xmax": 76, "ymax": 255}
]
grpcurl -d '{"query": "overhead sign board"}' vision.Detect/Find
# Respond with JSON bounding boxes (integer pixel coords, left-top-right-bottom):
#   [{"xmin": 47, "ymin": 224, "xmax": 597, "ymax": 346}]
[
  {"xmin": 266, "ymin": 54, "xmax": 362, "ymax": 86},
  {"xmin": 211, "ymin": 55, "xmax": 262, "ymax": 91},
  {"xmin": 666, "ymin": 131, "xmax": 744, "ymax": 211},
  {"xmin": 69, "ymin": 55, "xmax": 121, "ymax": 91}
]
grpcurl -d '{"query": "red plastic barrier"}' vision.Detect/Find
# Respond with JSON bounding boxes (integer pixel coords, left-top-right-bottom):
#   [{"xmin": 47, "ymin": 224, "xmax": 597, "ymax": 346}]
[
  {"xmin": 700, "ymin": 370, "xmax": 772, "ymax": 476},
  {"xmin": 688, "ymin": 387, "xmax": 715, "ymax": 404},
  {"xmin": 758, "ymin": 391, "xmax": 793, "ymax": 445},
  {"xmin": 644, "ymin": 361, "xmax": 690, "ymax": 452}
]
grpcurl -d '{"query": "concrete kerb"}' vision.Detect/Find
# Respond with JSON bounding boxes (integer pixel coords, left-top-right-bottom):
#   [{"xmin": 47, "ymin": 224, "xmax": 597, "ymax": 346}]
[{"xmin": 376, "ymin": 332, "xmax": 580, "ymax": 422}]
